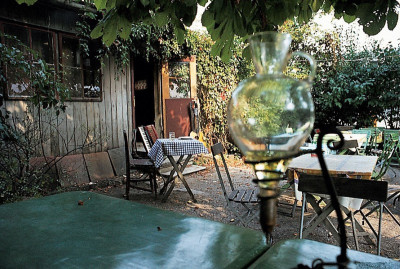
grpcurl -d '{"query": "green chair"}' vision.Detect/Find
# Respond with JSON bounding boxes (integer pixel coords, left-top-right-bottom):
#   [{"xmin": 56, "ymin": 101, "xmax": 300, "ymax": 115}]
[
  {"xmin": 351, "ymin": 129, "xmax": 372, "ymax": 154},
  {"xmin": 352, "ymin": 139, "xmax": 400, "ymax": 252},
  {"xmin": 383, "ymin": 130, "xmax": 400, "ymax": 166},
  {"xmin": 360, "ymin": 127, "xmax": 383, "ymax": 154}
]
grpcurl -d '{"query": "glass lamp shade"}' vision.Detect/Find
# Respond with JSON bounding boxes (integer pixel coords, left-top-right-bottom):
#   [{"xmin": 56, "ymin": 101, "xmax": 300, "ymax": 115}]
[
  {"xmin": 227, "ymin": 75, "xmax": 315, "ymax": 161},
  {"xmin": 227, "ymin": 32, "xmax": 315, "ymax": 162}
]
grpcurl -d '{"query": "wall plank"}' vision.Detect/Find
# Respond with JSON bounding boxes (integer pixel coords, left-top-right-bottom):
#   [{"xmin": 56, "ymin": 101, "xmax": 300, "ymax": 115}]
[{"xmin": 1, "ymin": 56, "xmax": 133, "ymax": 156}]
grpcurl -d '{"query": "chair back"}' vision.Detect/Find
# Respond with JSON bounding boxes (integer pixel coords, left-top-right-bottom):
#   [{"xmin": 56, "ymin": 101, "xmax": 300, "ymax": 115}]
[
  {"xmin": 298, "ymin": 174, "xmax": 388, "ymax": 202},
  {"xmin": 383, "ymin": 129, "xmax": 399, "ymax": 142},
  {"xmin": 373, "ymin": 139, "xmax": 398, "ymax": 180},
  {"xmin": 211, "ymin": 143, "xmax": 235, "ymax": 201},
  {"xmin": 138, "ymin": 126, "xmax": 153, "ymax": 153},
  {"xmin": 352, "ymin": 129, "xmax": 372, "ymax": 150},
  {"xmin": 144, "ymin": 124, "xmax": 159, "ymax": 145}
]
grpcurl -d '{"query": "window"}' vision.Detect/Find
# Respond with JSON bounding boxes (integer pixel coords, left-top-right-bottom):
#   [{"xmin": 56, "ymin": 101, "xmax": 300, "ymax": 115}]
[
  {"xmin": 3, "ymin": 23, "xmax": 34, "ymax": 98},
  {"xmin": 1, "ymin": 21, "xmax": 102, "ymax": 101},
  {"xmin": 60, "ymin": 35, "xmax": 101, "ymax": 100},
  {"xmin": 168, "ymin": 62, "xmax": 190, "ymax": 98}
]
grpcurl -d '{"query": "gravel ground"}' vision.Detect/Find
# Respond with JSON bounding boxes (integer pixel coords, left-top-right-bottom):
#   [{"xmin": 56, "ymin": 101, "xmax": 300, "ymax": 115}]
[{"xmin": 92, "ymin": 158, "xmax": 400, "ymax": 261}]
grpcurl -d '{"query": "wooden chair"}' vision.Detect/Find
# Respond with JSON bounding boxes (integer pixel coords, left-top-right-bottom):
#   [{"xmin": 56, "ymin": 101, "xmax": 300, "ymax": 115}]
[
  {"xmin": 211, "ymin": 143, "xmax": 259, "ymax": 226},
  {"xmin": 298, "ymin": 174, "xmax": 388, "ymax": 255},
  {"xmin": 123, "ymin": 130, "xmax": 158, "ymax": 199},
  {"xmin": 144, "ymin": 124, "xmax": 159, "ymax": 145},
  {"xmin": 138, "ymin": 126, "xmax": 153, "ymax": 154}
]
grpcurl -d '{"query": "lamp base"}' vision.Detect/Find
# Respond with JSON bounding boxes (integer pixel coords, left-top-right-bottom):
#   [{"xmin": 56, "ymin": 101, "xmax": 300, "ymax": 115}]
[{"xmin": 249, "ymin": 159, "xmax": 291, "ymax": 243}]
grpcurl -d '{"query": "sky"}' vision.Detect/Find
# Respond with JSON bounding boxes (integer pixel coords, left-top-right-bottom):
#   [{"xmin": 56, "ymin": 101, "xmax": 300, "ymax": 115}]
[{"xmin": 313, "ymin": 12, "xmax": 400, "ymax": 49}]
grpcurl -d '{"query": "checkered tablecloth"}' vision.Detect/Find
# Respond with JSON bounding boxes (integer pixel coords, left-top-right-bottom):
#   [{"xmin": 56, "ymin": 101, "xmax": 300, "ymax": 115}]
[{"xmin": 148, "ymin": 138, "xmax": 208, "ymax": 168}]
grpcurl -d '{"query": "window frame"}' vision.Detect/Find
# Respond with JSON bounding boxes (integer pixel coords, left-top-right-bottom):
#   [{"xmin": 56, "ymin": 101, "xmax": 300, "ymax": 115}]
[
  {"xmin": 0, "ymin": 20, "xmax": 102, "ymax": 102},
  {"xmin": 58, "ymin": 33, "xmax": 102, "ymax": 102}
]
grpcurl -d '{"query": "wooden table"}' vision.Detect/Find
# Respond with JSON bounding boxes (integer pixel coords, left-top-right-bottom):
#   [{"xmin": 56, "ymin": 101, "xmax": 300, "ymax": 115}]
[
  {"xmin": 148, "ymin": 138, "xmax": 208, "ymax": 202},
  {"xmin": 288, "ymin": 154, "xmax": 378, "ymax": 180},
  {"xmin": 287, "ymin": 154, "xmax": 379, "ymax": 247},
  {"xmin": 0, "ymin": 192, "xmax": 268, "ymax": 268}
]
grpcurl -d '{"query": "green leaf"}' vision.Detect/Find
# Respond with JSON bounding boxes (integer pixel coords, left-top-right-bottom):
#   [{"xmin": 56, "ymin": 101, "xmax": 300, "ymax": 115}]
[
  {"xmin": 198, "ymin": 0, "xmax": 208, "ymax": 6},
  {"xmin": 140, "ymin": 0, "xmax": 150, "ymax": 6},
  {"xmin": 387, "ymin": 9, "xmax": 398, "ymax": 31},
  {"xmin": 15, "ymin": 0, "xmax": 37, "ymax": 5},
  {"xmin": 201, "ymin": 9, "xmax": 215, "ymax": 28},
  {"xmin": 363, "ymin": 15, "xmax": 386, "ymax": 36},
  {"xmin": 220, "ymin": 37, "xmax": 233, "ymax": 62},
  {"xmin": 106, "ymin": 0, "xmax": 116, "ymax": 11},
  {"xmin": 343, "ymin": 13, "xmax": 356, "ymax": 23},
  {"xmin": 118, "ymin": 16, "xmax": 132, "ymax": 39},
  {"xmin": 310, "ymin": 0, "xmax": 323, "ymax": 12},
  {"xmin": 94, "ymin": 0, "xmax": 107, "ymax": 10},
  {"xmin": 210, "ymin": 40, "xmax": 224, "ymax": 58},
  {"xmin": 174, "ymin": 27, "xmax": 185, "ymax": 44},
  {"xmin": 233, "ymin": 11, "xmax": 246, "ymax": 37},
  {"xmin": 103, "ymin": 17, "xmax": 118, "ymax": 46},
  {"xmin": 90, "ymin": 24, "xmax": 104, "ymax": 39},
  {"xmin": 154, "ymin": 12, "xmax": 169, "ymax": 27}
]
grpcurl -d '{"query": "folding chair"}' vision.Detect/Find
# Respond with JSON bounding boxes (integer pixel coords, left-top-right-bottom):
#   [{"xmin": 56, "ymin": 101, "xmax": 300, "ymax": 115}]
[
  {"xmin": 352, "ymin": 139, "xmax": 400, "ymax": 249},
  {"xmin": 123, "ymin": 130, "xmax": 158, "ymax": 199},
  {"xmin": 211, "ymin": 143, "xmax": 259, "ymax": 226},
  {"xmin": 298, "ymin": 174, "xmax": 388, "ymax": 255},
  {"xmin": 351, "ymin": 129, "xmax": 372, "ymax": 154}
]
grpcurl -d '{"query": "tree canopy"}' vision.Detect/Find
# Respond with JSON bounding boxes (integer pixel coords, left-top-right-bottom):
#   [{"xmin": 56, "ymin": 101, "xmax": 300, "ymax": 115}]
[{"xmin": 16, "ymin": 0, "xmax": 400, "ymax": 61}]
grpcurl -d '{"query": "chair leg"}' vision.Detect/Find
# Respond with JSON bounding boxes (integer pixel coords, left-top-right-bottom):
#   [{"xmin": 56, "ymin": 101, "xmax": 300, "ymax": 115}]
[
  {"xmin": 383, "ymin": 204, "xmax": 400, "ymax": 227},
  {"xmin": 125, "ymin": 174, "xmax": 130, "ymax": 200},
  {"xmin": 377, "ymin": 202, "xmax": 383, "ymax": 256},
  {"xmin": 152, "ymin": 173, "xmax": 157, "ymax": 199},
  {"xmin": 299, "ymin": 194, "xmax": 307, "ymax": 239},
  {"xmin": 350, "ymin": 211, "xmax": 359, "ymax": 251}
]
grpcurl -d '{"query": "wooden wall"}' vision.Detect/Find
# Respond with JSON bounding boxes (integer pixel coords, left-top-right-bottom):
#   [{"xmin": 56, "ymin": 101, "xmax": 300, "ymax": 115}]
[{"xmin": 2, "ymin": 56, "xmax": 133, "ymax": 157}]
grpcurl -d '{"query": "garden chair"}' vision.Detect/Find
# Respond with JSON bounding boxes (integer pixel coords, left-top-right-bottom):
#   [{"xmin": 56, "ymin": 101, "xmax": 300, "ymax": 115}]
[
  {"xmin": 383, "ymin": 129, "xmax": 400, "ymax": 166},
  {"xmin": 298, "ymin": 174, "xmax": 388, "ymax": 255},
  {"xmin": 332, "ymin": 139, "xmax": 359, "ymax": 155},
  {"xmin": 123, "ymin": 130, "xmax": 159, "ymax": 199},
  {"xmin": 349, "ymin": 139, "xmax": 400, "ymax": 254},
  {"xmin": 351, "ymin": 129, "xmax": 372, "ymax": 154},
  {"xmin": 211, "ymin": 142, "xmax": 259, "ymax": 226},
  {"xmin": 138, "ymin": 126, "xmax": 154, "ymax": 154}
]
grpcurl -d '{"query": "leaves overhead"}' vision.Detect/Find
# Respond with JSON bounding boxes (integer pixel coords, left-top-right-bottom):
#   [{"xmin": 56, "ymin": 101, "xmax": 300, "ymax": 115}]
[{"xmin": 14, "ymin": 0, "xmax": 400, "ymax": 59}]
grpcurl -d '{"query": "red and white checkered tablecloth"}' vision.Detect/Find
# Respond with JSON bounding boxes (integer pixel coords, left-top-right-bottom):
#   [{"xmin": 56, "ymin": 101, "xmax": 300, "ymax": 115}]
[{"xmin": 148, "ymin": 138, "xmax": 208, "ymax": 168}]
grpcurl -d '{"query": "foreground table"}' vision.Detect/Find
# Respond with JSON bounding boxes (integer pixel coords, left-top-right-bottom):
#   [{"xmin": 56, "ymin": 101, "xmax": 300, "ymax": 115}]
[
  {"xmin": 0, "ymin": 191, "xmax": 267, "ymax": 268},
  {"xmin": 148, "ymin": 138, "xmax": 208, "ymax": 202},
  {"xmin": 249, "ymin": 239, "xmax": 399, "ymax": 268},
  {"xmin": 288, "ymin": 154, "xmax": 379, "ymax": 250}
]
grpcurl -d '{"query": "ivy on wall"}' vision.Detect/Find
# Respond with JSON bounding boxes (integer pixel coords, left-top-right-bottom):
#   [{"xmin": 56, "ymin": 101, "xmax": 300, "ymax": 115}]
[{"xmin": 185, "ymin": 31, "xmax": 253, "ymax": 152}]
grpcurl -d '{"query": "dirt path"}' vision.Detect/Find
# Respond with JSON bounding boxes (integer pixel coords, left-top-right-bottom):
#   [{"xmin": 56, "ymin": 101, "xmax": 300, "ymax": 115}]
[{"xmin": 92, "ymin": 162, "xmax": 400, "ymax": 261}]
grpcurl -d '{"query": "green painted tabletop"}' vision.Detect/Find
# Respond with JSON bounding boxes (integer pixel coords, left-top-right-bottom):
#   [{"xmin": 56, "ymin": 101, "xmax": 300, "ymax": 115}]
[
  {"xmin": 249, "ymin": 239, "xmax": 400, "ymax": 269},
  {"xmin": 0, "ymin": 191, "xmax": 268, "ymax": 268}
]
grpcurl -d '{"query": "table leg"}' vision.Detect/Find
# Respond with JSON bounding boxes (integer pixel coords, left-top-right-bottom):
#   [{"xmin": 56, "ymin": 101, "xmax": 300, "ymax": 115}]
[
  {"xmin": 341, "ymin": 206, "xmax": 375, "ymax": 246},
  {"xmin": 159, "ymin": 156, "xmax": 184, "ymax": 195},
  {"xmin": 162, "ymin": 155, "xmax": 196, "ymax": 203},
  {"xmin": 302, "ymin": 194, "xmax": 341, "ymax": 243}
]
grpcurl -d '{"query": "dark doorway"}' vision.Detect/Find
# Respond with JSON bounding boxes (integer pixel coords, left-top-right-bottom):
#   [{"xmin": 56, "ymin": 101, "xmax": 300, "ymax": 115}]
[{"xmin": 133, "ymin": 57, "xmax": 155, "ymax": 127}]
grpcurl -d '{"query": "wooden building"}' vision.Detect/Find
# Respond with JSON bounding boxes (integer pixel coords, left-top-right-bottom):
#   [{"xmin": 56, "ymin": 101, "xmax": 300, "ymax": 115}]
[{"xmin": 0, "ymin": 0, "xmax": 197, "ymax": 158}]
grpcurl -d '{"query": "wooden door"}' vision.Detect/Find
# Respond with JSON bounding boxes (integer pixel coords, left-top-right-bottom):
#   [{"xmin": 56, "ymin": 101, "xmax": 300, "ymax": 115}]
[{"xmin": 161, "ymin": 56, "xmax": 196, "ymax": 137}]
